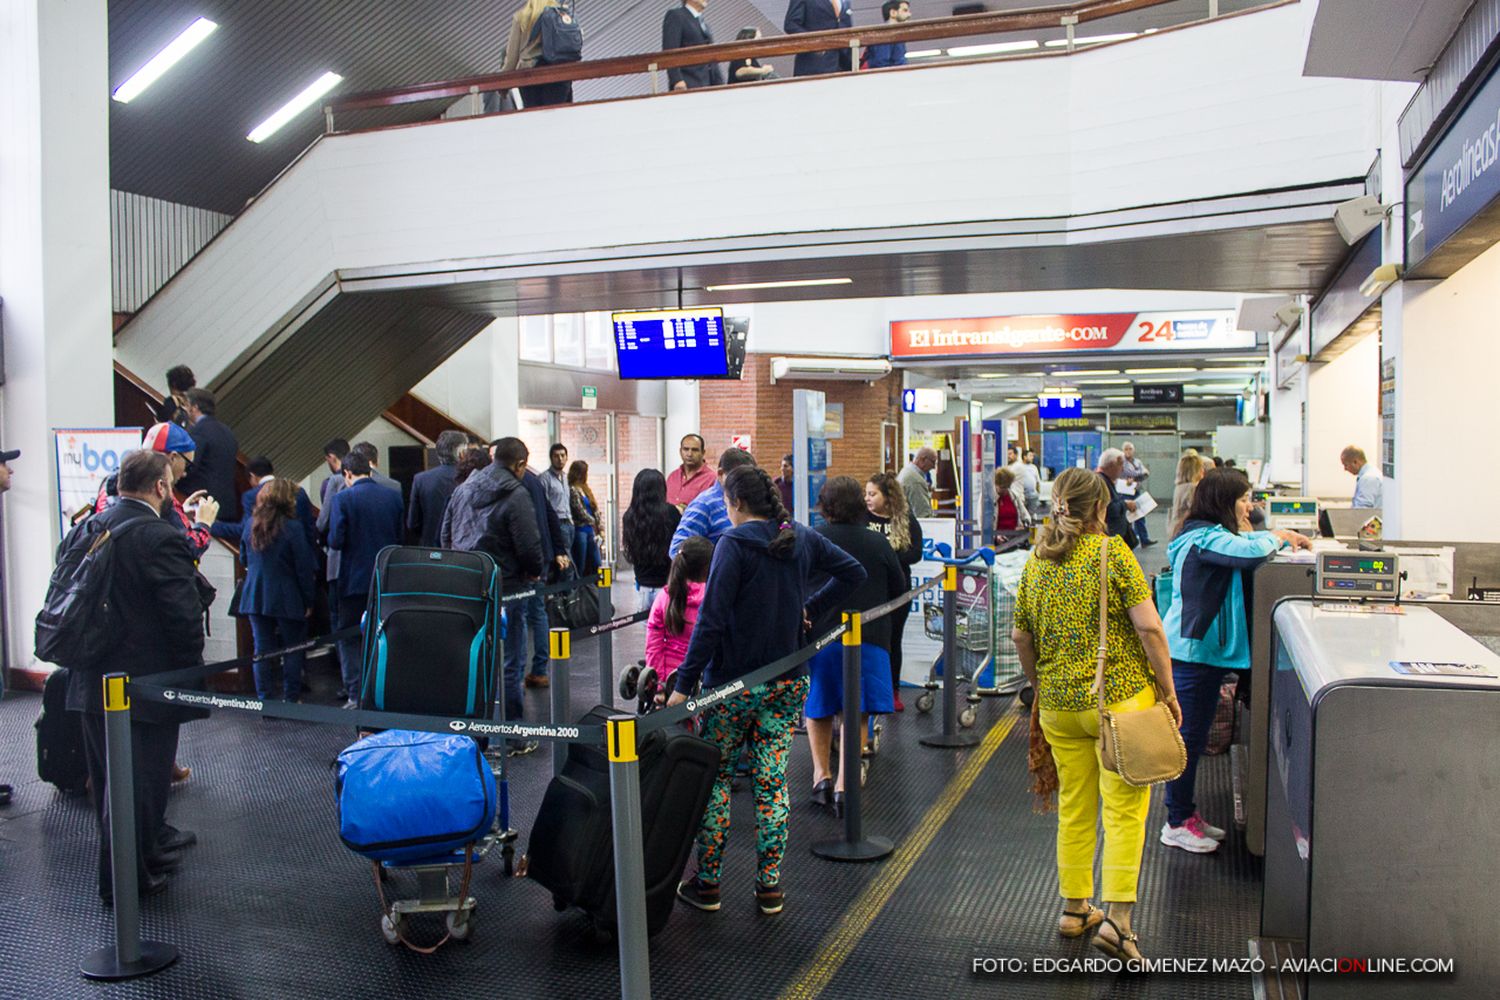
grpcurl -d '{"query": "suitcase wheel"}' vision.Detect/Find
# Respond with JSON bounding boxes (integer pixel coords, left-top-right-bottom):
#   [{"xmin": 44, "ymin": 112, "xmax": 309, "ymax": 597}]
[
  {"xmin": 619, "ymin": 664, "xmax": 641, "ymax": 700},
  {"xmin": 381, "ymin": 913, "xmax": 403, "ymax": 946},
  {"xmin": 446, "ymin": 911, "xmax": 473, "ymax": 942},
  {"xmin": 637, "ymin": 668, "xmax": 659, "ymax": 713}
]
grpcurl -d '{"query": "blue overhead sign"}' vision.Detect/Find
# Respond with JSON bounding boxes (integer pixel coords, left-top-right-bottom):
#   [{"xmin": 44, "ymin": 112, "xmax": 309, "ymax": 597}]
[{"xmin": 1406, "ymin": 59, "xmax": 1500, "ymax": 271}]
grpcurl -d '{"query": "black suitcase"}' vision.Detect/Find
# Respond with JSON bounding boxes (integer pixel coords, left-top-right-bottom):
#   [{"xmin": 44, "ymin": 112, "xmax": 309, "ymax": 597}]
[
  {"xmin": 36, "ymin": 668, "xmax": 87, "ymax": 794},
  {"xmin": 358, "ymin": 547, "xmax": 501, "ymax": 718},
  {"xmin": 528, "ymin": 705, "xmax": 720, "ymax": 937}
]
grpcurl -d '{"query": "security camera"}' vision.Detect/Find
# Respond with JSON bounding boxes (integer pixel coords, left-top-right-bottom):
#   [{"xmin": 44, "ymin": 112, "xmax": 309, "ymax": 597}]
[{"xmin": 1334, "ymin": 195, "xmax": 1385, "ymax": 245}]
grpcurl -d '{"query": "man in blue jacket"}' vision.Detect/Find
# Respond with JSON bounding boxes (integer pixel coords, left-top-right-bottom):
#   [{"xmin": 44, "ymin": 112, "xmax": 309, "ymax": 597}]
[
  {"xmin": 785, "ymin": 0, "xmax": 853, "ymax": 76},
  {"xmin": 669, "ymin": 447, "xmax": 757, "ymax": 555},
  {"xmin": 328, "ymin": 451, "xmax": 405, "ymax": 708},
  {"xmin": 209, "ymin": 455, "xmax": 317, "ymax": 548},
  {"xmin": 865, "ymin": 0, "xmax": 910, "ymax": 68}
]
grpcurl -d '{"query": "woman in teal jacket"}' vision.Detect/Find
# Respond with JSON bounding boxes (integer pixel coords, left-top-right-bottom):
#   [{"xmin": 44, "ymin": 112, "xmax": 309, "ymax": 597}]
[{"xmin": 1160, "ymin": 469, "xmax": 1310, "ymax": 854}]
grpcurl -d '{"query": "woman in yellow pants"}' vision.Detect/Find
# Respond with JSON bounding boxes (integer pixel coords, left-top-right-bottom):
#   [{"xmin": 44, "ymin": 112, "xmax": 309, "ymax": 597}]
[{"xmin": 1011, "ymin": 467, "xmax": 1180, "ymax": 964}]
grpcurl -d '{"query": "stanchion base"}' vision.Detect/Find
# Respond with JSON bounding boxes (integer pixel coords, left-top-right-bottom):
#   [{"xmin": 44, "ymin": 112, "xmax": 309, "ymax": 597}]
[
  {"xmin": 920, "ymin": 732, "xmax": 981, "ymax": 748},
  {"xmin": 80, "ymin": 941, "xmax": 178, "ymax": 981},
  {"xmin": 811, "ymin": 836, "xmax": 894, "ymax": 862}
]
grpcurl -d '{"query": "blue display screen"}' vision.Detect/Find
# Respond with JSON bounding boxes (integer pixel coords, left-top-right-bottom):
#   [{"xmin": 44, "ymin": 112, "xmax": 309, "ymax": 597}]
[
  {"xmin": 1037, "ymin": 395, "xmax": 1082, "ymax": 420},
  {"xmin": 613, "ymin": 310, "xmax": 728, "ymax": 379}
]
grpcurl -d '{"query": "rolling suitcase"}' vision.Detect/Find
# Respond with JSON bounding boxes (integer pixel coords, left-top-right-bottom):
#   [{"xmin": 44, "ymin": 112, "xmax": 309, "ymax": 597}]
[
  {"xmin": 528, "ymin": 704, "xmax": 720, "ymax": 937},
  {"xmin": 36, "ymin": 667, "xmax": 88, "ymax": 794},
  {"xmin": 358, "ymin": 547, "xmax": 501, "ymax": 718}
]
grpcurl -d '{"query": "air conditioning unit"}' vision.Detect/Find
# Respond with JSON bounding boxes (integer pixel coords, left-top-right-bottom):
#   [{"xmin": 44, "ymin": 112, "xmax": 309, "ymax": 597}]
[{"xmin": 769, "ymin": 356, "xmax": 892, "ymax": 383}]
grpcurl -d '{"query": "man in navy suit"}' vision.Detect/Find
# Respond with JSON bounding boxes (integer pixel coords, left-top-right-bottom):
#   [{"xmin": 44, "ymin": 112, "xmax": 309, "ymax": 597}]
[
  {"xmin": 327, "ymin": 450, "xmax": 405, "ymax": 708},
  {"xmin": 178, "ymin": 387, "xmax": 242, "ymax": 520},
  {"xmin": 408, "ymin": 430, "xmax": 467, "ymax": 548},
  {"xmin": 662, "ymin": 0, "xmax": 724, "ymax": 90},
  {"xmin": 784, "ymin": 0, "xmax": 853, "ymax": 76},
  {"xmin": 210, "ymin": 455, "xmax": 317, "ymax": 548}
]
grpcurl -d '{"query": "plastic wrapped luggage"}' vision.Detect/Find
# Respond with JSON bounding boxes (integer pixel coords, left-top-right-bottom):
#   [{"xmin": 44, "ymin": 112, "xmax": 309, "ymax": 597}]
[
  {"xmin": 528, "ymin": 705, "xmax": 720, "ymax": 937},
  {"xmin": 359, "ymin": 547, "xmax": 500, "ymax": 718},
  {"xmin": 337, "ymin": 730, "xmax": 497, "ymax": 864}
]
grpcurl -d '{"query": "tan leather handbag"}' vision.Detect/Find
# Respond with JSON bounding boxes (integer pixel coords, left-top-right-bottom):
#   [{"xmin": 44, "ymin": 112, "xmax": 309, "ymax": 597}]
[{"xmin": 1093, "ymin": 540, "xmax": 1186, "ymax": 787}]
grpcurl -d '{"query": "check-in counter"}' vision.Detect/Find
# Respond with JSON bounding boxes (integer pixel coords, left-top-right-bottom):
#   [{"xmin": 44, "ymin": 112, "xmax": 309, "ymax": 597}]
[
  {"xmin": 1257, "ymin": 600, "xmax": 1500, "ymax": 998},
  {"xmin": 1244, "ymin": 540, "xmax": 1500, "ymax": 856}
]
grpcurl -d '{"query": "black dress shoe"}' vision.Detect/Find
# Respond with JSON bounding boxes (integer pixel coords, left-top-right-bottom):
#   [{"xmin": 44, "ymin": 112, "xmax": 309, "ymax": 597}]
[
  {"xmin": 157, "ymin": 826, "xmax": 198, "ymax": 854},
  {"xmin": 100, "ymin": 871, "xmax": 171, "ymax": 907},
  {"xmin": 810, "ymin": 778, "xmax": 833, "ymax": 808},
  {"xmin": 832, "ymin": 791, "xmax": 846, "ymax": 819},
  {"xmin": 146, "ymin": 852, "xmax": 183, "ymax": 875}
]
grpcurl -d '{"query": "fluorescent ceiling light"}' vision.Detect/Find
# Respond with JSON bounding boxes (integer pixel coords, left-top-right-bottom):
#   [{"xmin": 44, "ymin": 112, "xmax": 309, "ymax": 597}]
[
  {"xmin": 112, "ymin": 17, "xmax": 218, "ymax": 103},
  {"xmin": 1102, "ymin": 395, "xmax": 1132, "ymax": 401},
  {"xmin": 1042, "ymin": 386, "xmax": 1079, "ymax": 394},
  {"xmin": 1222, "ymin": 356, "xmax": 1268, "ymax": 362},
  {"xmin": 948, "ymin": 40, "xmax": 1039, "ymax": 56},
  {"xmin": 906, "ymin": 49, "xmax": 944, "ymax": 59},
  {"xmin": 1051, "ymin": 369, "xmax": 1119, "ymax": 376},
  {"xmin": 247, "ymin": 71, "xmax": 344, "ymax": 143},
  {"xmin": 1043, "ymin": 32, "xmax": 1137, "ymax": 47},
  {"xmin": 1076, "ymin": 377, "xmax": 1130, "ymax": 384},
  {"xmin": 1200, "ymin": 366, "xmax": 1264, "ymax": 373},
  {"xmin": 704, "ymin": 277, "xmax": 852, "ymax": 292},
  {"xmin": 1123, "ymin": 367, "xmax": 1196, "ymax": 374},
  {"xmin": 1002, "ymin": 397, "xmax": 1034, "ymax": 403}
]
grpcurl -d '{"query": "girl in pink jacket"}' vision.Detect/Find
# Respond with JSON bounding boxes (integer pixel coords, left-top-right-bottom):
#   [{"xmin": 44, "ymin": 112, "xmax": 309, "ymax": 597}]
[{"xmin": 645, "ymin": 536, "xmax": 713, "ymax": 694}]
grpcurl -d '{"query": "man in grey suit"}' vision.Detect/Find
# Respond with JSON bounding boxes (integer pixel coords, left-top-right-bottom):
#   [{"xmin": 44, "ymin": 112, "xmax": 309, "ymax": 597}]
[
  {"xmin": 318, "ymin": 438, "xmax": 352, "ymax": 615},
  {"xmin": 352, "ymin": 441, "xmax": 403, "ymax": 498}
]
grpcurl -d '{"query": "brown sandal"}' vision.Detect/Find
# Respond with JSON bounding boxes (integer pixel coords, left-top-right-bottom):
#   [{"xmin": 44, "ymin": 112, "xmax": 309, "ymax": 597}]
[
  {"xmin": 1091, "ymin": 916, "xmax": 1144, "ymax": 966},
  {"xmin": 1057, "ymin": 904, "xmax": 1103, "ymax": 938}
]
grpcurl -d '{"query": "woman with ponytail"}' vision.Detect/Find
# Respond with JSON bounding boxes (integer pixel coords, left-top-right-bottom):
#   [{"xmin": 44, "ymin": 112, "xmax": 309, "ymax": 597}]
[
  {"xmin": 667, "ymin": 465, "xmax": 865, "ymax": 917},
  {"xmin": 1010, "ymin": 467, "xmax": 1180, "ymax": 965},
  {"xmin": 865, "ymin": 472, "xmax": 922, "ymax": 710}
]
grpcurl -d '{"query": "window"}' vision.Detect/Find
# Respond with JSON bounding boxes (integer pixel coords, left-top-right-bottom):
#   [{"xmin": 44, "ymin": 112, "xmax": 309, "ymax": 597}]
[
  {"xmin": 519, "ymin": 315, "xmax": 551, "ymax": 363},
  {"xmin": 585, "ymin": 312, "xmax": 614, "ymax": 370},
  {"xmin": 517, "ymin": 408, "xmax": 552, "ymax": 472},
  {"xmin": 553, "ymin": 313, "xmax": 584, "ymax": 368}
]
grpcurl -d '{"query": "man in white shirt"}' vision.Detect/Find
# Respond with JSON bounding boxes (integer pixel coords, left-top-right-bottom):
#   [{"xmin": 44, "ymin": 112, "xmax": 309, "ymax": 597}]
[
  {"xmin": 1341, "ymin": 445, "xmax": 1383, "ymax": 509},
  {"xmin": 1007, "ymin": 445, "xmax": 1040, "ymax": 518},
  {"xmin": 899, "ymin": 447, "xmax": 937, "ymax": 518}
]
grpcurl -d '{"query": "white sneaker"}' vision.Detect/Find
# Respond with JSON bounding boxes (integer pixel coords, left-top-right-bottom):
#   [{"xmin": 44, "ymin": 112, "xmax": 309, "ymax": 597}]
[
  {"xmin": 1192, "ymin": 813, "xmax": 1226, "ymax": 841},
  {"xmin": 1160, "ymin": 817, "xmax": 1219, "ymax": 853}
]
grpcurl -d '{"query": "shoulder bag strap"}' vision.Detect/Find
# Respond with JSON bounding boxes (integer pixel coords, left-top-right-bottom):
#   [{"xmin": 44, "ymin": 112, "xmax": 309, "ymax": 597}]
[{"xmin": 1094, "ymin": 536, "xmax": 1109, "ymax": 714}]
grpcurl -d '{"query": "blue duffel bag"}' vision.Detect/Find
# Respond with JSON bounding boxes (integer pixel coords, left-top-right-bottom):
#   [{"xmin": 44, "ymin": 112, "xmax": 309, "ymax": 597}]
[{"xmin": 337, "ymin": 730, "xmax": 496, "ymax": 864}]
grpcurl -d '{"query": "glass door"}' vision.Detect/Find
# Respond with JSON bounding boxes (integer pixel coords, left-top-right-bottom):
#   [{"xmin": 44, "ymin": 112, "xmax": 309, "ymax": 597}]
[
  {"xmin": 557, "ymin": 410, "xmax": 613, "ymax": 562},
  {"xmin": 614, "ymin": 414, "xmax": 664, "ymax": 572}
]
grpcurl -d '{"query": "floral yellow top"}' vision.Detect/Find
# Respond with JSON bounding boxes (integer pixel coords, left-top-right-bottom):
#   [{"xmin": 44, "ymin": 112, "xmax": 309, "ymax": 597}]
[{"xmin": 1013, "ymin": 533, "xmax": 1153, "ymax": 711}]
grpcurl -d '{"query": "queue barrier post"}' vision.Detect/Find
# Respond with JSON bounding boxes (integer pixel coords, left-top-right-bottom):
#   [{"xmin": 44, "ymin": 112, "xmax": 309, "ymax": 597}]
[
  {"xmin": 921, "ymin": 565, "xmax": 980, "ymax": 748},
  {"xmin": 606, "ymin": 716, "xmax": 653, "ymax": 1000},
  {"xmin": 812, "ymin": 612, "xmax": 894, "ymax": 862},
  {"xmin": 549, "ymin": 628, "xmax": 572, "ymax": 775},
  {"xmin": 80, "ymin": 674, "xmax": 178, "ymax": 981},
  {"xmin": 597, "ymin": 566, "xmax": 615, "ymax": 707}
]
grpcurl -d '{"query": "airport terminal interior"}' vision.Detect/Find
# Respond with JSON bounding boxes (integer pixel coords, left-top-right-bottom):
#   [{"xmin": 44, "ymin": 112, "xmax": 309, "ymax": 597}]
[{"xmin": 2, "ymin": 0, "xmax": 1499, "ymax": 997}]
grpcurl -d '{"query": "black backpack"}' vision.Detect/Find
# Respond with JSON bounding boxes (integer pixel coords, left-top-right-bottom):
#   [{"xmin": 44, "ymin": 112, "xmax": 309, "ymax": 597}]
[
  {"xmin": 532, "ymin": 5, "xmax": 583, "ymax": 65},
  {"xmin": 34, "ymin": 515, "xmax": 148, "ymax": 670},
  {"xmin": 36, "ymin": 667, "xmax": 87, "ymax": 794}
]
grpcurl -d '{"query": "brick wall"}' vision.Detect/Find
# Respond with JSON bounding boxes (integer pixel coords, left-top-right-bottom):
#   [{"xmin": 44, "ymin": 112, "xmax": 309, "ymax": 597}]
[{"xmin": 698, "ymin": 355, "xmax": 899, "ymax": 482}]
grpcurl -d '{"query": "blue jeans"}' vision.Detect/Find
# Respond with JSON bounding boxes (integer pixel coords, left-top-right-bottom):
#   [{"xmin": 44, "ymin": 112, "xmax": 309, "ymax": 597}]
[
  {"xmin": 247, "ymin": 614, "xmax": 308, "ymax": 701},
  {"xmin": 1164, "ymin": 660, "xmax": 1231, "ymax": 826},
  {"xmin": 502, "ymin": 593, "xmax": 550, "ymax": 718},
  {"xmin": 1134, "ymin": 514, "xmax": 1153, "ymax": 544},
  {"xmin": 336, "ymin": 594, "xmax": 368, "ymax": 702}
]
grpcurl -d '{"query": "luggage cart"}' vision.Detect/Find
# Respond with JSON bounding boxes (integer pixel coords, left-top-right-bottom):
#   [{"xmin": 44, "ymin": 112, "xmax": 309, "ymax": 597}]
[{"xmin": 915, "ymin": 559, "xmax": 1030, "ymax": 724}]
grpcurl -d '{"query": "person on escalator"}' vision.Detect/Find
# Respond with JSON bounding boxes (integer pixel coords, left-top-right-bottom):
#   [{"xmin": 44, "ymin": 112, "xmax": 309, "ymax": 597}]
[
  {"xmin": 1159, "ymin": 468, "xmax": 1311, "ymax": 855},
  {"xmin": 668, "ymin": 466, "xmax": 864, "ymax": 917}
]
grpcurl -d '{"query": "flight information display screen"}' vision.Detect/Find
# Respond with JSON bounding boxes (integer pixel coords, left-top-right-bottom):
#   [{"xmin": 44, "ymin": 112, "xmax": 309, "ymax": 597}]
[
  {"xmin": 1268, "ymin": 499, "xmax": 1316, "ymax": 516},
  {"xmin": 613, "ymin": 309, "xmax": 727, "ymax": 379}
]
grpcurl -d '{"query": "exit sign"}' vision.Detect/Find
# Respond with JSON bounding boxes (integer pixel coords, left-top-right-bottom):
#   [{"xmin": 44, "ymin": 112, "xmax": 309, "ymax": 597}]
[{"xmin": 582, "ymin": 385, "xmax": 598, "ymax": 410}]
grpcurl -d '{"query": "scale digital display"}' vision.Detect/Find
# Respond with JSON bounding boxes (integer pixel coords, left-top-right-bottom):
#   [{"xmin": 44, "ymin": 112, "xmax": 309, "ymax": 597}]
[
  {"xmin": 1269, "ymin": 499, "xmax": 1316, "ymax": 516},
  {"xmin": 612, "ymin": 308, "xmax": 727, "ymax": 380},
  {"xmin": 1323, "ymin": 555, "xmax": 1392, "ymax": 575}
]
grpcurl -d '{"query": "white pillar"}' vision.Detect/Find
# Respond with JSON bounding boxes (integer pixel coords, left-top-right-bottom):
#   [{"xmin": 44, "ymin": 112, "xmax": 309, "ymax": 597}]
[
  {"xmin": 665, "ymin": 380, "xmax": 701, "ymax": 464},
  {"xmin": 0, "ymin": 0, "xmax": 114, "ymax": 677},
  {"xmin": 489, "ymin": 316, "xmax": 520, "ymax": 440}
]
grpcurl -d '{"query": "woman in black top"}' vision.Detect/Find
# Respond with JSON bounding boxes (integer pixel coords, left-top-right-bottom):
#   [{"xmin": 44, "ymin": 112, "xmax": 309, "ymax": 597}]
[
  {"xmin": 728, "ymin": 27, "xmax": 777, "ymax": 83},
  {"xmin": 805, "ymin": 477, "xmax": 907, "ymax": 814},
  {"xmin": 622, "ymin": 468, "xmax": 680, "ymax": 611},
  {"xmin": 865, "ymin": 472, "xmax": 922, "ymax": 710}
]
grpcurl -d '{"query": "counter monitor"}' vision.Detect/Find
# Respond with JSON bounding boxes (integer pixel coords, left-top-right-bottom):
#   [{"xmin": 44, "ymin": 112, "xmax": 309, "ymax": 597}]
[{"xmin": 1266, "ymin": 496, "xmax": 1318, "ymax": 531}]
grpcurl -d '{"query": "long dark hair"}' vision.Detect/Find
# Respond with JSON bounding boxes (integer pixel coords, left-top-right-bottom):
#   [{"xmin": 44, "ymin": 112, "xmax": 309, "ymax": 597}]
[
  {"xmin": 664, "ymin": 536, "xmax": 713, "ymax": 635},
  {"xmin": 567, "ymin": 460, "xmax": 597, "ymax": 515},
  {"xmin": 251, "ymin": 478, "xmax": 296, "ymax": 551},
  {"xmin": 723, "ymin": 466, "xmax": 796, "ymax": 559},
  {"xmin": 622, "ymin": 469, "xmax": 676, "ymax": 565},
  {"xmin": 1186, "ymin": 468, "xmax": 1251, "ymax": 533}
]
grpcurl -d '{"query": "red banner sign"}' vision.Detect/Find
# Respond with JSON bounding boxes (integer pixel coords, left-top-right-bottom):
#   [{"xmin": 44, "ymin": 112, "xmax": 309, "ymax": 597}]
[{"xmin": 889, "ymin": 311, "xmax": 1244, "ymax": 358}]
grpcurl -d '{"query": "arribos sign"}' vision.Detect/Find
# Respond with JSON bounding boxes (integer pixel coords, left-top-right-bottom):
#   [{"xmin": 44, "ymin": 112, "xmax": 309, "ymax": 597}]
[{"xmin": 889, "ymin": 311, "xmax": 1245, "ymax": 358}]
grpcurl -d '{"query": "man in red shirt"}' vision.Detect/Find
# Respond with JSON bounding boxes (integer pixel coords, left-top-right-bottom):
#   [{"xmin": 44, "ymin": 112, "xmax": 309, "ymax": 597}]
[{"xmin": 666, "ymin": 434, "xmax": 715, "ymax": 509}]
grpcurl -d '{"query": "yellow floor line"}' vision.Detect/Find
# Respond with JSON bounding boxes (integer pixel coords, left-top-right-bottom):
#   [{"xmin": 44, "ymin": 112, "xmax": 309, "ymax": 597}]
[{"xmin": 777, "ymin": 707, "xmax": 1022, "ymax": 1000}]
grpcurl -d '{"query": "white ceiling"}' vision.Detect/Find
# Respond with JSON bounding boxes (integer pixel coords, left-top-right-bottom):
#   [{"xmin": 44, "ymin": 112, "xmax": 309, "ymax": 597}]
[{"xmin": 1302, "ymin": 0, "xmax": 1470, "ymax": 81}]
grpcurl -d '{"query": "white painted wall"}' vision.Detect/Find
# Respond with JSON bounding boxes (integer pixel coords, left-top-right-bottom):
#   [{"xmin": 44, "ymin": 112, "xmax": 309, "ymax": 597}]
[
  {"xmin": 1303, "ymin": 333, "xmax": 1380, "ymax": 498},
  {"xmin": 0, "ymin": 0, "xmax": 114, "ymax": 673},
  {"xmin": 1267, "ymin": 368, "xmax": 1305, "ymax": 486},
  {"xmin": 412, "ymin": 324, "xmax": 494, "ymax": 435},
  {"xmin": 489, "ymin": 317, "xmax": 519, "ymax": 441},
  {"xmin": 115, "ymin": 3, "xmax": 1379, "ymax": 396},
  {"xmin": 1393, "ymin": 245, "xmax": 1500, "ymax": 541},
  {"xmin": 298, "ymin": 417, "xmax": 423, "ymax": 505}
]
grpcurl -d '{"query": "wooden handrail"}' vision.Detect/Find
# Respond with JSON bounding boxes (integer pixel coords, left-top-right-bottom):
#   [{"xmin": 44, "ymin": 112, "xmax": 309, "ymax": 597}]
[{"xmin": 328, "ymin": 0, "xmax": 1174, "ymax": 118}]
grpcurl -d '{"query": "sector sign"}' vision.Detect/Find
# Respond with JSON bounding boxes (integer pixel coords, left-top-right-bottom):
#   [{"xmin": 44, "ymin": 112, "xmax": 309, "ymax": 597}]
[{"xmin": 889, "ymin": 311, "xmax": 1248, "ymax": 358}]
